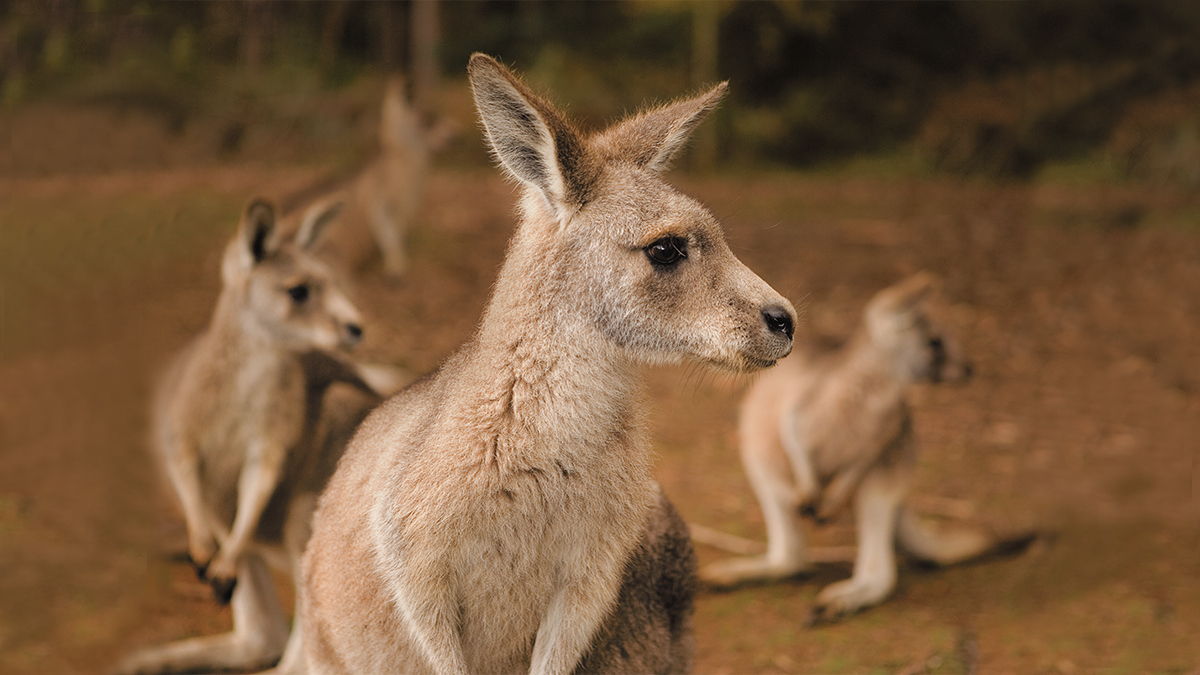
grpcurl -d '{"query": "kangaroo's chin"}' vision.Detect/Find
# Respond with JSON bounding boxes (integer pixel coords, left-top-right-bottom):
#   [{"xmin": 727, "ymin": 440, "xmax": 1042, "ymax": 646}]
[
  {"xmin": 696, "ymin": 353, "xmax": 779, "ymax": 374},
  {"xmin": 739, "ymin": 355, "xmax": 780, "ymax": 372}
]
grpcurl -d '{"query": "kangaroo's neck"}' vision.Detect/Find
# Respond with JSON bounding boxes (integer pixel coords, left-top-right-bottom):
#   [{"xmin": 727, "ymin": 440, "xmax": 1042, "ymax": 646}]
[
  {"xmin": 205, "ymin": 290, "xmax": 294, "ymax": 373},
  {"xmin": 451, "ymin": 213, "xmax": 645, "ymax": 472}
]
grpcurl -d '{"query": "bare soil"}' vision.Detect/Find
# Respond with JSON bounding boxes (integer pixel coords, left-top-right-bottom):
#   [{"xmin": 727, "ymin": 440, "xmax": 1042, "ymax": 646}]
[{"xmin": 2, "ymin": 144, "xmax": 1198, "ymax": 672}]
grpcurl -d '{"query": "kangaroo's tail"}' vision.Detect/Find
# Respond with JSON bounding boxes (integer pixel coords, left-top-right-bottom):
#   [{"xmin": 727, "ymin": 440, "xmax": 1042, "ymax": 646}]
[{"xmin": 896, "ymin": 506, "xmax": 1035, "ymax": 566}]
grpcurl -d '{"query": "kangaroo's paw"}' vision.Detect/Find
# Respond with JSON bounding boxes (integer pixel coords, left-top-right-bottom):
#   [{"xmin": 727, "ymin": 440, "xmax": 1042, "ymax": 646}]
[
  {"xmin": 209, "ymin": 576, "xmax": 237, "ymax": 605},
  {"xmin": 187, "ymin": 538, "xmax": 216, "ymax": 579},
  {"xmin": 700, "ymin": 555, "xmax": 809, "ymax": 590},
  {"xmin": 806, "ymin": 576, "xmax": 892, "ymax": 626}
]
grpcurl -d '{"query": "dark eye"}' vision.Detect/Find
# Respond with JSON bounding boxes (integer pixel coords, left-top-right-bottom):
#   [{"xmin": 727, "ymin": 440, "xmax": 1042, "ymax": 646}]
[
  {"xmin": 645, "ymin": 236, "xmax": 688, "ymax": 267},
  {"xmin": 928, "ymin": 336, "xmax": 944, "ymax": 351},
  {"xmin": 287, "ymin": 284, "xmax": 310, "ymax": 303}
]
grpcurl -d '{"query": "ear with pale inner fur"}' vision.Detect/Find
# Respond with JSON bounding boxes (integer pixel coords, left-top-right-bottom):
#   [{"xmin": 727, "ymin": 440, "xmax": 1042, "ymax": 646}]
[
  {"xmin": 866, "ymin": 273, "xmax": 941, "ymax": 343},
  {"xmin": 595, "ymin": 82, "xmax": 728, "ymax": 173},
  {"xmin": 237, "ymin": 199, "xmax": 281, "ymax": 268},
  {"xmin": 467, "ymin": 53, "xmax": 598, "ymax": 220},
  {"xmin": 870, "ymin": 272, "xmax": 940, "ymax": 316},
  {"xmin": 294, "ymin": 197, "xmax": 345, "ymax": 251}
]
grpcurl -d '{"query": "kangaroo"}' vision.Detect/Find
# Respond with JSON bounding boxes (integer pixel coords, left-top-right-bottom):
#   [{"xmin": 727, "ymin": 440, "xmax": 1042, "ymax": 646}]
[
  {"xmin": 116, "ymin": 198, "xmax": 400, "ymax": 675},
  {"xmin": 700, "ymin": 272, "xmax": 1033, "ymax": 623},
  {"xmin": 306, "ymin": 76, "xmax": 455, "ymax": 279},
  {"xmin": 297, "ymin": 54, "xmax": 796, "ymax": 675}
]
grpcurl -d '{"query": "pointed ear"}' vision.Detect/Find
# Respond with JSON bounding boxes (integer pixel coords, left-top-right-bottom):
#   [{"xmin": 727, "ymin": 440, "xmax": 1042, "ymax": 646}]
[
  {"xmin": 468, "ymin": 53, "xmax": 597, "ymax": 218},
  {"xmin": 868, "ymin": 272, "xmax": 941, "ymax": 320},
  {"xmin": 596, "ymin": 82, "xmax": 727, "ymax": 173},
  {"xmin": 238, "ymin": 199, "xmax": 281, "ymax": 266},
  {"xmin": 294, "ymin": 196, "xmax": 345, "ymax": 250}
]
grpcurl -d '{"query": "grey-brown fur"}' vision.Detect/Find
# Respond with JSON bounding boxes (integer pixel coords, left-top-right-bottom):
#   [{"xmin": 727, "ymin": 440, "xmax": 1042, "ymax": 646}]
[
  {"xmin": 297, "ymin": 54, "xmax": 795, "ymax": 675},
  {"xmin": 310, "ymin": 76, "xmax": 455, "ymax": 279},
  {"xmin": 115, "ymin": 199, "xmax": 401, "ymax": 675},
  {"xmin": 701, "ymin": 272, "xmax": 1031, "ymax": 623}
]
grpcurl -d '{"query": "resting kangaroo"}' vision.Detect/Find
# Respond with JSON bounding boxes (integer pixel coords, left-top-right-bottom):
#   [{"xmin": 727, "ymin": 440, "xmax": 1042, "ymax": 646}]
[
  {"xmin": 298, "ymin": 54, "xmax": 796, "ymax": 675},
  {"xmin": 310, "ymin": 76, "xmax": 454, "ymax": 279},
  {"xmin": 701, "ymin": 272, "xmax": 1032, "ymax": 623},
  {"xmin": 116, "ymin": 199, "xmax": 398, "ymax": 675}
]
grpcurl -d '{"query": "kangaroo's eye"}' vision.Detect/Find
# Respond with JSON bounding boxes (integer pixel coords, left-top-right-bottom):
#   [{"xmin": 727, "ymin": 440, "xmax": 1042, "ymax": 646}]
[
  {"xmin": 287, "ymin": 284, "xmax": 310, "ymax": 303},
  {"xmin": 928, "ymin": 336, "xmax": 944, "ymax": 351},
  {"xmin": 645, "ymin": 236, "xmax": 688, "ymax": 267}
]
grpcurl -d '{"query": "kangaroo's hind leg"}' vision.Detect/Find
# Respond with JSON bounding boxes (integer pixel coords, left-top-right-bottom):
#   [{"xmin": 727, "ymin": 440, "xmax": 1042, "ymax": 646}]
[
  {"xmin": 809, "ymin": 464, "xmax": 907, "ymax": 624},
  {"xmin": 700, "ymin": 421, "xmax": 810, "ymax": 588},
  {"xmin": 115, "ymin": 553, "xmax": 289, "ymax": 675}
]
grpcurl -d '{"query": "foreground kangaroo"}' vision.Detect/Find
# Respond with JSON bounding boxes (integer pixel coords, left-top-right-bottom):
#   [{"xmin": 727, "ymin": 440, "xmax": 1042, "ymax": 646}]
[
  {"xmin": 117, "ymin": 199, "xmax": 398, "ymax": 675},
  {"xmin": 298, "ymin": 54, "xmax": 796, "ymax": 675},
  {"xmin": 701, "ymin": 272, "xmax": 1032, "ymax": 623},
  {"xmin": 310, "ymin": 76, "xmax": 454, "ymax": 279}
]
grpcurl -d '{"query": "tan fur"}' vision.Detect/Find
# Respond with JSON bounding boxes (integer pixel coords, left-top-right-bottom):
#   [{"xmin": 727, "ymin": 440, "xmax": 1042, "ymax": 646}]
[
  {"xmin": 314, "ymin": 76, "xmax": 455, "ymax": 279},
  {"xmin": 702, "ymin": 272, "xmax": 1028, "ymax": 623},
  {"xmin": 116, "ymin": 199, "xmax": 402, "ymax": 675},
  {"xmin": 298, "ymin": 54, "xmax": 795, "ymax": 675}
]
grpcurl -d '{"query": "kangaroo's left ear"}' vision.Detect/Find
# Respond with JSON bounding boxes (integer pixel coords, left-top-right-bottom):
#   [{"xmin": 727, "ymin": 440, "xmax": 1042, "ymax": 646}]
[
  {"xmin": 594, "ymin": 82, "xmax": 728, "ymax": 173},
  {"xmin": 469, "ymin": 53, "xmax": 599, "ymax": 221},
  {"xmin": 294, "ymin": 196, "xmax": 345, "ymax": 250}
]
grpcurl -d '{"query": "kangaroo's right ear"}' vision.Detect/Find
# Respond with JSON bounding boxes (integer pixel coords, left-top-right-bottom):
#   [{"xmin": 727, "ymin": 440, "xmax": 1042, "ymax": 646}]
[
  {"xmin": 294, "ymin": 197, "xmax": 345, "ymax": 251},
  {"xmin": 468, "ymin": 53, "xmax": 599, "ymax": 221},
  {"xmin": 596, "ymin": 82, "xmax": 728, "ymax": 173},
  {"xmin": 239, "ymin": 199, "xmax": 281, "ymax": 266}
]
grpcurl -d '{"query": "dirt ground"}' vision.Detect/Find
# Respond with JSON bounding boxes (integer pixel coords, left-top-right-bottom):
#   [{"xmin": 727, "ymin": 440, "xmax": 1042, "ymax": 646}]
[{"xmin": 2, "ymin": 130, "xmax": 1199, "ymax": 673}]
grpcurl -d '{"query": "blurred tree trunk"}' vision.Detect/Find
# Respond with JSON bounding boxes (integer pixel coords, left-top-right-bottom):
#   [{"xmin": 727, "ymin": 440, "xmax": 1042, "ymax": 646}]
[
  {"xmin": 317, "ymin": 0, "xmax": 348, "ymax": 77},
  {"xmin": 43, "ymin": 0, "xmax": 75, "ymax": 73},
  {"xmin": 691, "ymin": 1, "xmax": 720, "ymax": 170},
  {"xmin": 241, "ymin": 0, "xmax": 273, "ymax": 79},
  {"xmin": 411, "ymin": 0, "xmax": 439, "ymax": 114},
  {"xmin": 378, "ymin": 0, "xmax": 407, "ymax": 74}
]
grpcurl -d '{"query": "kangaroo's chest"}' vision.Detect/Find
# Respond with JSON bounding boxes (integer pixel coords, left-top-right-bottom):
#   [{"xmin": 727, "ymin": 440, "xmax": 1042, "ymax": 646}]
[
  {"xmin": 184, "ymin": 359, "xmax": 308, "ymax": 489},
  {"xmin": 404, "ymin": 442, "xmax": 654, "ymax": 670},
  {"xmin": 791, "ymin": 374, "xmax": 907, "ymax": 482}
]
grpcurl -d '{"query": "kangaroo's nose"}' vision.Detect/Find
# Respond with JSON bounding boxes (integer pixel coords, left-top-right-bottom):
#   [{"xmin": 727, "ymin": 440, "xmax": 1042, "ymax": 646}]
[
  {"xmin": 345, "ymin": 323, "xmax": 364, "ymax": 344},
  {"xmin": 762, "ymin": 305, "xmax": 794, "ymax": 340}
]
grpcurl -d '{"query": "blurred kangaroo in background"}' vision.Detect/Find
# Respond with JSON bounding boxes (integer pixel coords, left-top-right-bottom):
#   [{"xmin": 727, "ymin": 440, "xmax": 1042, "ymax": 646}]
[
  {"xmin": 116, "ymin": 199, "xmax": 404, "ymax": 675},
  {"xmin": 700, "ymin": 272, "xmax": 1033, "ymax": 624},
  {"xmin": 308, "ymin": 76, "xmax": 455, "ymax": 279},
  {"xmin": 297, "ymin": 54, "xmax": 796, "ymax": 675}
]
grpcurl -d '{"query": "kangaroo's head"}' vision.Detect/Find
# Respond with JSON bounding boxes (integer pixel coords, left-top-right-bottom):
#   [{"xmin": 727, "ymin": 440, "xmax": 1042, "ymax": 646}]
[
  {"xmin": 468, "ymin": 54, "xmax": 794, "ymax": 372},
  {"xmin": 864, "ymin": 272, "xmax": 972, "ymax": 384},
  {"xmin": 219, "ymin": 198, "xmax": 365, "ymax": 353}
]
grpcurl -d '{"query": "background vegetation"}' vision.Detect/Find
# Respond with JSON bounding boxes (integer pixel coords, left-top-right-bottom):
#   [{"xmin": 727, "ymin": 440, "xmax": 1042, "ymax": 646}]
[{"xmin": 5, "ymin": 0, "xmax": 1200, "ymax": 181}]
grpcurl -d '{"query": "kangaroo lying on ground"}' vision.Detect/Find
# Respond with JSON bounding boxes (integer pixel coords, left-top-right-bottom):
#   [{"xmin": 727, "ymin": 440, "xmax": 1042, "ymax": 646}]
[
  {"xmin": 297, "ymin": 54, "xmax": 796, "ymax": 675},
  {"xmin": 301, "ymin": 76, "xmax": 454, "ymax": 279},
  {"xmin": 700, "ymin": 272, "xmax": 1033, "ymax": 624},
  {"xmin": 116, "ymin": 199, "xmax": 402, "ymax": 675}
]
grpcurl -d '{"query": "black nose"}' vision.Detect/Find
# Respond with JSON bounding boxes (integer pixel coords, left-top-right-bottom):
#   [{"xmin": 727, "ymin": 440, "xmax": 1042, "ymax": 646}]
[
  {"xmin": 345, "ymin": 323, "xmax": 363, "ymax": 342},
  {"xmin": 762, "ymin": 305, "xmax": 794, "ymax": 340}
]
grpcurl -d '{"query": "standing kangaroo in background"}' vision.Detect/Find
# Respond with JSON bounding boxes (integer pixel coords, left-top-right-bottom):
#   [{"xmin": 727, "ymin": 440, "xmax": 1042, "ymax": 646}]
[
  {"xmin": 298, "ymin": 54, "xmax": 796, "ymax": 675},
  {"xmin": 311, "ymin": 76, "xmax": 455, "ymax": 279},
  {"xmin": 700, "ymin": 273, "xmax": 1033, "ymax": 623},
  {"xmin": 116, "ymin": 199, "xmax": 401, "ymax": 675}
]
